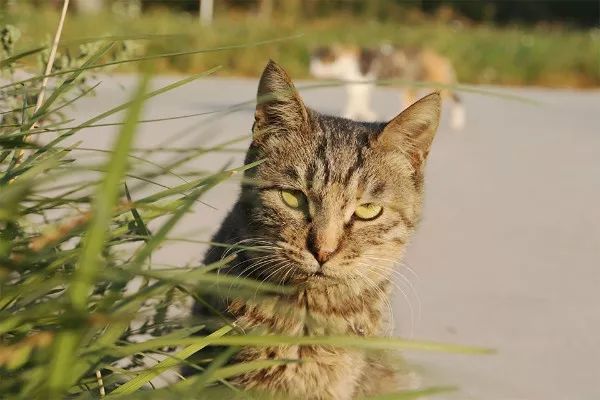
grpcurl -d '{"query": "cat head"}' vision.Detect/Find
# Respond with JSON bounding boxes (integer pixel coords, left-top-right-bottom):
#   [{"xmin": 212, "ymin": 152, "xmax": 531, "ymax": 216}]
[{"xmin": 240, "ymin": 60, "xmax": 440, "ymax": 292}]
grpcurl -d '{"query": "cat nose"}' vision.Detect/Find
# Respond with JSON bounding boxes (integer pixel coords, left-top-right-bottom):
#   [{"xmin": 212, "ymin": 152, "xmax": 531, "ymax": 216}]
[
  {"xmin": 308, "ymin": 239, "xmax": 338, "ymax": 265},
  {"xmin": 308, "ymin": 218, "xmax": 342, "ymax": 265},
  {"xmin": 315, "ymin": 248, "xmax": 335, "ymax": 264}
]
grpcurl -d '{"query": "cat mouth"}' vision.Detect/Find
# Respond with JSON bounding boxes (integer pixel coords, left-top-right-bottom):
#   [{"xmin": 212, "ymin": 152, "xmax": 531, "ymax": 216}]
[
  {"xmin": 314, "ymin": 271, "xmax": 326, "ymax": 277},
  {"xmin": 306, "ymin": 270, "xmax": 336, "ymax": 282}
]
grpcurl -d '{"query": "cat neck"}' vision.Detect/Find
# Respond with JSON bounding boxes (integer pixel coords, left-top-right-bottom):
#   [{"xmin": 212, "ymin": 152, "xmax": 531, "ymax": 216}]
[{"xmin": 229, "ymin": 276, "xmax": 390, "ymax": 337}]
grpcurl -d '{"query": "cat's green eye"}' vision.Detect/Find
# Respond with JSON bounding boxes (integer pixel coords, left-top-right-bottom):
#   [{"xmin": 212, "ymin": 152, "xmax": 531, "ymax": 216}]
[
  {"xmin": 354, "ymin": 203, "xmax": 383, "ymax": 221},
  {"xmin": 280, "ymin": 189, "xmax": 305, "ymax": 209}
]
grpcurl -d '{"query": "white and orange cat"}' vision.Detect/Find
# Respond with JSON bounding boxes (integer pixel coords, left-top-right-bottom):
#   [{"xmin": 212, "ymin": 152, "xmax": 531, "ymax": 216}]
[{"xmin": 310, "ymin": 44, "xmax": 465, "ymax": 130}]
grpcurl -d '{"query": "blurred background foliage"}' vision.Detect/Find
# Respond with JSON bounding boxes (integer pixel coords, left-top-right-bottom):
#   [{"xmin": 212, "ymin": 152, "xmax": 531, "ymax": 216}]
[
  {"xmin": 136, "ymin": 0, "xmax": 599, "ymax": 27},
  {"xmin": 1, "ymin": 0, "xmax": 599, "ymax": 87}
]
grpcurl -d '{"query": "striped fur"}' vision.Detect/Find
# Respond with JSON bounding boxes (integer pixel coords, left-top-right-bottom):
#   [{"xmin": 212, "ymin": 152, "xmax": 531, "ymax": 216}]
[{"xmin": 195, "ymin": 60, "xmax": 441, "ymax": 399}]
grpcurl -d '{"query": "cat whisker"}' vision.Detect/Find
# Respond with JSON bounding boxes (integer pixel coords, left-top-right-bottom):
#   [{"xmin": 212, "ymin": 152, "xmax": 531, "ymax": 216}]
[
  {"xmin": 252, "ymin": 260, "xmax": 294, "ymax": 301},
  {"xmin": 225, "ymin": 255, "xmax": 285, "ymax": 300},
  {"xmin": 365, "ymin": 262, "xmax": 422, "ymax": 326},
  {"xmin": 365, "ymin": 263, "xmax": 421, "ymax": 313},
  {"xmin": 353, "ymin": 268, "xmax": 394, "ymax": 336},
  {"xmin": 216, "ymin": 248, "xmax": 277, "ymax": 295},
  {"xmin": 235, "ymin": 255, "xmax": 284, "ymax": 283},
  {"xmin": 279, "ymin": 263, "xmax": 296, "ymax": 286},
  {"xmin": 360, "ymin": 256, "xmax": 422, "ymax": 323},
  {"xmin": 357, "ymin": 262, "xmax": 418, "ymax": 338},
  {"xmin": 362, "ymin": 254, "xmax": 420, "ymax": 281}
]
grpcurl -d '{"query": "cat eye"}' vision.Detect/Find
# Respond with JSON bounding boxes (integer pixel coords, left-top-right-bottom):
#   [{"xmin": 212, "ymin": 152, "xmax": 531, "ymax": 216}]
[
  {"xmin": 354, "ymin": 203, "xmax": 383, "ymax": 221},
  {"xmin": 280, "ymin": 189, "xmax": 305, "ymax": 209}
]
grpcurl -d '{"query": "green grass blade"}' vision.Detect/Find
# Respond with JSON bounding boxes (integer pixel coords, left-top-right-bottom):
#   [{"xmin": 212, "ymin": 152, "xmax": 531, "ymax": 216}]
[
  {"xmin": 107, "ymin": 333, "xmax": 494, "ymax": 358},
  {"xmin": 70, "ymin": 72, "xmax": 150, "ymax": 310},
  {"xmin": 135, "ymin": 266, "xmax": 292, "ymax": 295},
  {"xmin": 47, "ymin": 330, "xmax": 81, "ymax": 398},
  {"xmin": 43, "ymin": 73, "xmax": 151, "ymax": 398},
  {"xmin": 108, "ymin": 325, "xmax": 233, "ymax": 395},
  {"xmin": 121, "ymin": 359, "xmax": 293, "ymax": 398},
  {"xmin": 0, "ymin": 46, "xmax": 46, "ymax": 68},
  {"xmin": 43, "ymin": 81, "xmax": 102, "ymax": 117},
  {"xmin": 0, "ymin": 34, "xmax": 302, "ymax": 90},
  {"xmin": 361, "ymin": 386, "xmax": 458, "ymax": 400},
  {"xmin": 24, "ymin": 67, "xmax": 221, "ymax": 166},
  {"xmin": 0, "ymin": 144, "xmax": 72, "ymax": 194},
  {"xmin": 125, "ymin": 159, "xmax": 263, "ymax": 270},
  {"xmin": 26, "ymin": 42, "xmax": 116, "ymax": 128},
  {"xmin": 180, "ymin": 346, "xmax": 239, "ymax": 393},
  {"xmin": 136, "ymin": 159, "xmax": 263, "ymax": 204},
  {"xmin": 127, "ymin": 186, "xmax": 208, "ymax": 270},
  {"xmin": 124, "ymin": 183, "xmax": 151, "ymax": 239},
  {"xmin": 208, "ymin": 359, "xmax": 296, "ymax": 383},
  {"xmin": 295, "ymin": 79, "xmax": 541, "ymax": 105}
]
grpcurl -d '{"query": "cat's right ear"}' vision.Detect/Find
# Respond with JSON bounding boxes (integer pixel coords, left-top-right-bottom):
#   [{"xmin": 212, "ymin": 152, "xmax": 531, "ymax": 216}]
[
  {"xmin": 253, "ymin": 60, "xmax": 309, "ymax": 141},
  {"xmin": 377, "ymin": 92, "xmax": 441, "ymax": 171}
]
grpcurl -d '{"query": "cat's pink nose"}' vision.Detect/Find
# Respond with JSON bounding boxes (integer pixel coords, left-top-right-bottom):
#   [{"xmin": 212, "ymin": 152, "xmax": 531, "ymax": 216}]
[
  {"xmin": 309, "ymin": 242, "xmax": 337, "ymax": 264},
  {"xmin": 316, "ymin": 248, "xmax": 335, "ymax": 264},
  {"xmin": 308, "ymin": 223, "xmax": 341, "ymax": 265}
]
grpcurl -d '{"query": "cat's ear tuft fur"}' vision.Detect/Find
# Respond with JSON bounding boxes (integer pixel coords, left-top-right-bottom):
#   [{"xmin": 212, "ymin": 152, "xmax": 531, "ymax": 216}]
[
  {"xmin": 253, "ymin": 60, "xmax": 309, "ymax": 140},
  {"xmin": 378, "ymin": 92, "xmax": 441, "ymax": 170}
]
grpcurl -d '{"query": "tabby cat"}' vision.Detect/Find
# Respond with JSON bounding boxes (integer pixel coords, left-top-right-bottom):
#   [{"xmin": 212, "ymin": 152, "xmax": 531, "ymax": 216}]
[{"xmin": 195, "ymin": 60, "xmax": 441, "ymax": 399}]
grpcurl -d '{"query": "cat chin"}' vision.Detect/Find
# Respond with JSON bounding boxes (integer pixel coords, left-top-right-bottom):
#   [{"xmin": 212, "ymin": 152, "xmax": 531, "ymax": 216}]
[
  {"xmin": 283, "ymin": 269, "xmax": 341, "ymax": 288},
  {"xmin": 307, "ymin": 271, "xmax": 337, "ymax": 282},
  {"xmin": 300, "ymin": 278, "xmax": 343, "ymax": 291}
]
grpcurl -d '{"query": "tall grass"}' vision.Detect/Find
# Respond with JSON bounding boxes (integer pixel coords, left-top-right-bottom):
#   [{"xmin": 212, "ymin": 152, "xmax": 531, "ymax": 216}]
[{"xmin": 0, "ymin": 9, "xmax": 491, "ymax": 400}]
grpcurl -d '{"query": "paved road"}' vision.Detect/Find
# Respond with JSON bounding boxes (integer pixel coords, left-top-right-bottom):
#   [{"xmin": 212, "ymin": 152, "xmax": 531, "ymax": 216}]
[{"xmin": 67, "ymin": 76, "xmax": 600, "ymax": 400}]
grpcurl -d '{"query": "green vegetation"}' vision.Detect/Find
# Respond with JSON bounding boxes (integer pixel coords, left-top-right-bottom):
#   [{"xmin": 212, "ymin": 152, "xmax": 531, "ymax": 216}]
[
  {"xmin": 2, "ymin": 4, "xmax": 599, "ymax": 87},
  {"xmin": 0, "ymin": 10, "xmax": 492, "ymax": 399}
]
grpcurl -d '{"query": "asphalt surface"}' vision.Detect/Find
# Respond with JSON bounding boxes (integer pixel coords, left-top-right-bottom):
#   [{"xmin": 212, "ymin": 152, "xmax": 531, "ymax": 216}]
[{"xmin": 66, "ymin": 75, "xmax": 600, "ymax": 400}]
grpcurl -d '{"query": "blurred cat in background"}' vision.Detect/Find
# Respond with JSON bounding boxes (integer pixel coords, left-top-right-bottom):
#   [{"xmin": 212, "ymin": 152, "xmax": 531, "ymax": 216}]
[{"xmin": 310, "ymin": 44, "xmax": 465, "ymax": 130}]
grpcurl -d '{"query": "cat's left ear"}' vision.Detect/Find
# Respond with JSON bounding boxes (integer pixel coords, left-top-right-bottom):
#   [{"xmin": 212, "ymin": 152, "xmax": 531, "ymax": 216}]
[
  {"xmin": 253, "ymin": 60, "xmax": 309, "ymax": 140},
  {"xmin": 377, "ymin": 92, "xmax": 441, "ymax": 170}
]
